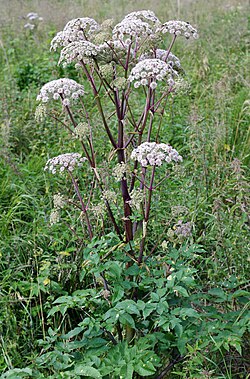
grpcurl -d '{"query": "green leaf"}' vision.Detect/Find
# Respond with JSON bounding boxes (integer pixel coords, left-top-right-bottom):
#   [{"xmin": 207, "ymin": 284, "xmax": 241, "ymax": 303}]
[
  {"xmin": 120, "ymin": 363, "xmax": 134, "ymax": 379},
  {"xmin": 143, "ymin": 303, "xmax": 157, "ymax": 319},
  {"xmin": 119, "ymin": 313, "xmax": 135, "ymax": 328},
  {"xmin": 173, "ymin": 286, "xmax": 189, "ymax": 297},
  {"xmin": 135, "ymin": 361, "xmax": 156, "ymax": 376},
  {"xmin": 112, "ymin": 287, "xmax": 124, "ymax": 303},
  {"xmin": 231, "ymin": 290, "xmax": 250, "ymax": 299},
  {"xmin": 208, "ymin": 288, "xmax": 226, "ymax": 299},
  {"xmin": 126, "ymin": 264, "xmax": 140, "ymax": 276},
  {"xmin": 174, "ymin": 323, "xmax": 183, "ymax": 337},
  {"xmin": 61, "ymin": 326, "xmax": 83, "ymax": 339},
  {"xmin": 104, "ymin": 261, "xmax": 122, "ymax": 278},
  {"xmin": 2, "ymin": 368, "xmax": 33, "ymax": 378},
  {"xmin": 116, "ymin": 300, "xmax": 140, "ymax": 315},
  {"xmin": 151, "ymin": 292, "xmax": 160, "ymax": 302},
  {"xmin": 157, "ymin": 301, "xmax": 169, "ymax": 315},
  {"xmin": 74, "ymin": 365, "xmax": 102, "ymax": 378}
]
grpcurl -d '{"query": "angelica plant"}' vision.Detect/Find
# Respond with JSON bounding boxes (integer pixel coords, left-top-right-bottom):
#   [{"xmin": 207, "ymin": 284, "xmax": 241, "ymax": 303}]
[{"xmin": 37, "ymin": 10, "xmax": 198, "ymax": 262}]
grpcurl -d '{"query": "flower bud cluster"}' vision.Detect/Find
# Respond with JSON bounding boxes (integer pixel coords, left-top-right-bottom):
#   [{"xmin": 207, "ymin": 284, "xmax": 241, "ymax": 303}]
[
  {"xmin": 174, "ymin": 220, "xmax": 192, "ymax": 237},
  {"xmin": 50, "ymin": 17, "xmax": 100, "ymax": 51},
  {"xmin": 35, "ymin": 104, "xmax": 47, "ymax": 122},
  {"xmin": 112, "ymin": 162, "xmax": 128, "ymax": 181},
  {"xmin": 97, "ymin": 40, "xmax": 126, "ymax": 62},
  {"xmin": 37, "ymin": 78, "xmax": 84, "ymax": 107},
  {"xmin": 91, "ymin": 203, "xmax": 106, "ymax": 218},
  {"xmin": 171, "ymin": 205, "xmax": 189, "ymax": 217},
  {"xmin": 157, "ymin": 20, "xmax": 198, "ymax": 39},
  {"xmin": 53, "ymin": 193, "xmax": 66, "ymax": 209},
  {"xmin": 50, "ymin": 209, "xmax": 60, "ymax": 225},
  {"xmin": 74, "ymin": 122, "xmax": 89, "ymax": 139},
  {"xmin": 44, "ymin": 153, "xmax": 87, "ymax": 174},
  {"xmin": 101, "ymin": 190, "xmax": 117, "ymax": 203},
  {"xmin": 129, "ymin": 59, "xmax": 177, "ymax": 89},
  {"xmin": 131, "ymin": 142, "xmax": 182, "ymax": 167},
  {"xmin": 127, "ymin": 188, "xmax": 144, "ymax": 210},
  {"xmin": 58, "ymin": 41, "xmax": 99, "ymax": 66}
]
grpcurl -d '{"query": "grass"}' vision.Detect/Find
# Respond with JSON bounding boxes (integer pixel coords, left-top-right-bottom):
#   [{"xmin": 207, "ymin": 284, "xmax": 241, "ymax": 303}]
[{"xmin": 0, "ymin": 0, "xmax": 249, "ymax": 378}]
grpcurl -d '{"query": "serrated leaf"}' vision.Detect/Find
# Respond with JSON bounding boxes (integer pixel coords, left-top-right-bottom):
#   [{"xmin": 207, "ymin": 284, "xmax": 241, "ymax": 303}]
[
  {"xmin": 135, "ymin": 361, "xmax": 156, "ymax": 376},
  {"xmin": 120, "ymin": 363, "xmax": 134, "ymax": 379},
  {"xmin": 74, "ymin": 365, "xmax": 102, "ymax": 378}
]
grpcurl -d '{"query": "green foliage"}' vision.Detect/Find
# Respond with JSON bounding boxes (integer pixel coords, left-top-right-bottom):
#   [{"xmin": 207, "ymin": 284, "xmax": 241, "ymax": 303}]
[{"xmin": 0, "ymin": 1, "xmax": 249, "ymax": 378}]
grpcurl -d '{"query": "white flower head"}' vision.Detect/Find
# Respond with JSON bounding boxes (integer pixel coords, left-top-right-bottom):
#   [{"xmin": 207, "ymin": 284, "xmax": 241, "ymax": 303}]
[
  {"xmin": 58, "ymin": 41, "xmax": 99, "ymax": 66},
  {"xmin": 124, "ymin": 10, "xmax": 160, "ymax": 26},
  {"xmin": 131, "ymin": 142, "xmax": 183, "ymax": 167},
  {"xmin": 112, "ymin": 17, "xmax": 154, "ymax": 44},
  {"xmin": 24, "ymin": 23, "xmax": 35, "ymax": 30},
  {"xmin": 37, "ymin": 78, "xmax": 84, "ymax": 107},
  {"xmin": 44, "ymin": 153, "xmax": 87, "ymax": 175},
  {"xmin": 157, "ymin": 20, "xmax": 198, "ymax": 39},
  {"xmin": 140, "ymin": 50, "xmax": 181, "ymax": 70},
  {"xmin": 129, "ymin": 58, "xmax": 177, "ymax": 88},
  {"xmin": 51, "ymin": 17, "xmax": 100, "ymax": 51}
]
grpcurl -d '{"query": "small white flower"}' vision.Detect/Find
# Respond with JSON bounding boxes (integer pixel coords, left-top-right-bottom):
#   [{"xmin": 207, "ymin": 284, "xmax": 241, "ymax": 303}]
[{"xmin": 62, "ymin": 98, "xmax": 70, "ymax": 107}]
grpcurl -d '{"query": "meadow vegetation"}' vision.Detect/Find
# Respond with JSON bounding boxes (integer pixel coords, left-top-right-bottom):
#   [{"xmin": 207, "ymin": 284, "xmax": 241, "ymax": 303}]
[{"xmin": 0, "ymin": 1, "xmax": 249, "ymax": 378}]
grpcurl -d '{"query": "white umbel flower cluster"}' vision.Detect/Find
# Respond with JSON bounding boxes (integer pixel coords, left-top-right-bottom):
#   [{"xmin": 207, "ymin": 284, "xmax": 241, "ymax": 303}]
[
  {"xmin": 37, "ymin": 78, "xmax": 84, "ymax": 107},
  {"xmin": 124, "ymin": 10, "xmax": 160, "ymax": 25},
  {"xmin": 157, "ymin": 20, "xmax": 198, "ymax": 39},
  {"xmin": 44, "ymin": 153, "xmax": 87, "ymax": 174},
  {"xmin": 50, "ymin": 17, "xmax": 100, "ymax": 51},
  {"xmin": 140, "ymin": 50, "xmax": 181, "ymax": 69},
  {"xmin": 128, "ymin": 59, "xmax": 177, "ymax": 89},
  {"xmin": 24, "ymin": 12, "xmax": 43, "ymax": 29},
  {"xmin": 131, "ymin": 142, "xmax": 182, "ymax": 167},
  {"xmin": 58, "ymin": 41, "xmax": 99, "ymax": 66},
  {"xmin": 112, "ymin": 17, "xmax": 154, "ymax": 44}
]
